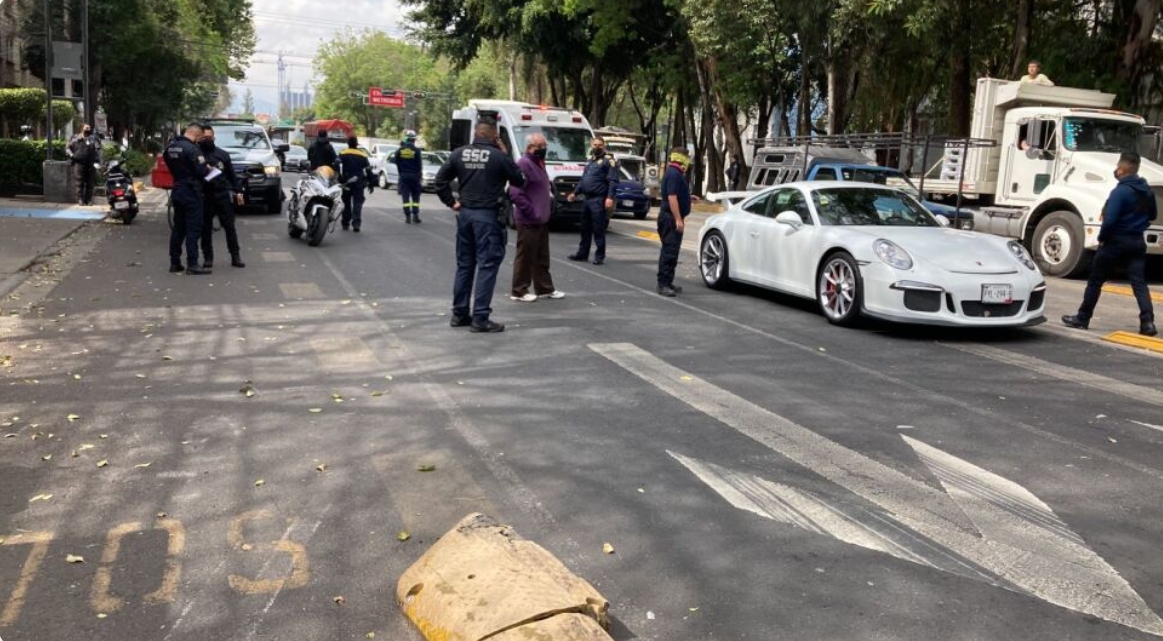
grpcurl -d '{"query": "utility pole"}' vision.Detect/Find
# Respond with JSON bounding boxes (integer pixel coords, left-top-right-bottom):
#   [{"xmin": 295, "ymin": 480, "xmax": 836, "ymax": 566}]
[
  {"xmin": 82, "ymin": 0, "xmax": 91, "ymax": 128},
  {"xmin": 43, "ymin": 0, "xmax": 53, "ymax": 159}
]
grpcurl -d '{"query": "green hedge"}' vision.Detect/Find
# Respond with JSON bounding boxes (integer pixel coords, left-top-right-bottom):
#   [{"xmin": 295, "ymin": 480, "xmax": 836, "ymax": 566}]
[
  {"xmin": 0, "ymin": 88, "xmax": 76, "ymax": 131},
  {"xmin": 0, "ymin": 139, "xmax": 68, "ymax": 190}
]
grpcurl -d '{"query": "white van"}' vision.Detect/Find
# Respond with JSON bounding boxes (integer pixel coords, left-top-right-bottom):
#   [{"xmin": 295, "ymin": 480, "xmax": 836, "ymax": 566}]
[{"xmin": 451, "ymin": 100, "xmax": 594, "ymax": 225}]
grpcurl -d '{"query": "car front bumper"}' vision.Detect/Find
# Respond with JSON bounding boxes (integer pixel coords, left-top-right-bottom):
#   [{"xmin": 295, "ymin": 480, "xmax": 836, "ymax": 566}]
[{"xmin": 859, "ymin": 262, "xmax": 1046, "ymax": 327}]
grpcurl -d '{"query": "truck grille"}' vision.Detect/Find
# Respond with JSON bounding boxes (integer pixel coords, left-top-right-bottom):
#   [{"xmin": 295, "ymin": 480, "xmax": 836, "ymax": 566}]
[{"xmin": 553, "ymin": 176, "xmax": 580, "ymax": 200}]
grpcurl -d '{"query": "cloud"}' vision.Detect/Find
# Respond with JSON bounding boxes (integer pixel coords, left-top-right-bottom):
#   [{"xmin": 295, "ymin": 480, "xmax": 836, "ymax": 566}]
[{"xmin": 230, "ymin": 0, "xmax": 410, "ymax": 114}]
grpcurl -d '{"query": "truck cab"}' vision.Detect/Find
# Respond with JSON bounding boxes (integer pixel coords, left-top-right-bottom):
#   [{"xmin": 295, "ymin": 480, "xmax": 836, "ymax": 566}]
[{"xmin": 451, "ymin": 101, "xmax": 594, "ymax": 225}]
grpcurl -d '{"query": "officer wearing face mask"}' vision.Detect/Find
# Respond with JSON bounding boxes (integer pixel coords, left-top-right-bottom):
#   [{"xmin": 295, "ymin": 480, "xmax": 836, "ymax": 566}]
[
  {"xmin": 657, "ymin": 148, "xmax": 692, "ymax": 297},
  {"xmin": 198, "ymin": 126, "xmax": 246, "ymax": 269},
  {"xmin": 567, "ymin": 136, "xmax": 618, "ymax": 265}
]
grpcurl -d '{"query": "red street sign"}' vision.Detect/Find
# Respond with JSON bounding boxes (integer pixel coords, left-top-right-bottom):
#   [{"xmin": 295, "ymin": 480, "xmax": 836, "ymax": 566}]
[{"xmin": 368, "ymin": 87, "xmax": 405, "ymax": 109}]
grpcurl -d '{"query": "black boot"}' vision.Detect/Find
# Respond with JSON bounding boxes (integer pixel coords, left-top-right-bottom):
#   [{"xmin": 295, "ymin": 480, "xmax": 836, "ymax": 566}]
[
  {"xmin": 1142, "ymin": 321, "xmax": 1158, "ymax": 337},
  {"xmin": 170, "ymin": 263, "xmax": 185, "ymax": 273},
  {"xmin": 469, "ymin": 320, "xmax": 505, "ymax": 333},
  {"xmin": 185, "ymin": 266, "xmax": 211, "ymax": 275},
  {"xmin": 1061, "ymin": 315, "xmax": 1089, "ymax": 330},
  {"xmin": 203, "ymin": 258, "xmax": 214, "ymax": 269},
  {"xmin": 231, "ymin": 255, "xmax": 246, "ymax": 268}
]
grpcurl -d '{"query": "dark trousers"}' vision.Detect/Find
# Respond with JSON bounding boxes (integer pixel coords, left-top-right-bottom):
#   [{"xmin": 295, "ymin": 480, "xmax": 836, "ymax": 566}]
[
  {"xmin": 576, "ymin": 197, "xmax": 608, "ymax": 259},
  {"xmin": 74, "ymin": 163, "xmax": 95, "ymax": 204},
  {"xmin": 342, "ymin": 186, "xmax": 366, "ymax": 227},
  {"xmin": 168, "ymin": 183, "xmax": 204, "ymax": 266},
  {"xmin": 657, "ymin": 213, "xmax": 684, "ymax": 287},
  {"xmin": 1078, "ymin": 234, "xmax": 1155, "ymax": 323},
  {"xmin": 511, "ymin": 222, "xmax": 555, "ymax": 296},
  {"xmin": 399, "ymin": 174, "xmax": 422, "ymax": 218},
  {"xmin": 200, "ymin": 194, "xmax": 240, "ymax": 261},
  {"xmin": 453, "ymin": 208, "xmax": 506, "ymax": 322}
]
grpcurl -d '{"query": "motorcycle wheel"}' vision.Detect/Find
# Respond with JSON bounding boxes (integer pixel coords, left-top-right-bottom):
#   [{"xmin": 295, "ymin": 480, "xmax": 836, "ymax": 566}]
[
  {"xmin": 121, "ymin": 209, "xmax": 137, "ymax": 225},
  {"xmin": 288, "ymin": 223, "xmax": 303, "ymax": 239},
  {"xmin": 307, "ymin": 207, "xmax": 328, "ymax": 247}
]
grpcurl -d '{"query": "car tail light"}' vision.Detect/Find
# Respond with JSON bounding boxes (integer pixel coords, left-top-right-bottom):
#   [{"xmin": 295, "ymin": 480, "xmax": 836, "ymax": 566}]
[
  {"xmin": 113, "ymin": 189, "xmax": 125, "ymax": 197},
  {"xmin": 572, "ymin": 116, "xmax": 582, "ymax": 123},
  {"xmin": 520, "ymin": 114, "xmax": 532, "ymax": 121}
]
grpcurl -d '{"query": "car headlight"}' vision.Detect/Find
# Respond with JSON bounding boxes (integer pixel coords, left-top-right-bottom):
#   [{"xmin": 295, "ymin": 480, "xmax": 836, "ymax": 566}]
[
  {"xmin": 873, "ymin": 239, "xmax": 913, "ymax": 270},
  {"xmin": 1007, "ymin": 240, "xmax": 1037, "ymax": 270},
  {"xmin": 264, "ymin": 165, "xmax": 280, "ymax": 176}
]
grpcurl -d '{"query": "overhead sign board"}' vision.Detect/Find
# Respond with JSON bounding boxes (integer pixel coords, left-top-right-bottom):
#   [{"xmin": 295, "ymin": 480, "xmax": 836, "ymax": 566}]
[{"xmin": 367, "ymin": 87, "xmax": 404, "ymax": 109}]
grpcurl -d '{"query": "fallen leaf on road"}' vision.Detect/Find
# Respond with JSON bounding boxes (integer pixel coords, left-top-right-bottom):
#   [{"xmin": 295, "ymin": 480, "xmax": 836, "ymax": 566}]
[
  {"xmin": 4, "ymin": 434, "xmax": 15, "ymax": 438},
  {"xmin": 241, "ymin": 543, "xmax": 253, "ymax": 551},
  {"xmin": 689, "ymin": 607, "xmax": 699, "ymax": 612},
  {"xmin": 679, "ymin": 375, "xmax": 692, "ymax": 381},
  {"xmin": 417, "ymin": 464, "xmax": 436, "ymax": 472},
  {"xmin": 370, "ymin": 391, "xmax": 384, "ymax": 397},
  {"xmin": 66, "ymin": 554, "xmax": 84, "ymax": 563},
  {"xmin": 99, "ymin": 434, "xmax": 108, "ymax": 439},
  {"xmin": 162, "ymin": 355, "xmax": 173, "ymax": 361},
  {"xmin": 134, "ymin": 463, "xmax": 152, "ymax": 469},
  {"xmin": 157, "ymin": 512, "xmax": 167, "ymax": 519},
  {"xmin": 72, "ymin": 374, "xmax": 81, "ymax": 380},
  {"xmin": 366, "ymin": 633, "xmax": 376, "ymax": 639},
  {"xmin": 41, "ymin": 454, "xmax": 51, "ymax": 461},
  {"xmin": 78, "ymin": 444, "xmax": 95, "ymax": 452},
  {"xmin": 0, "ymin": 355, "xmax": 12, "ymax": 367},
  {"xmin": 647, "ymin": 611, "xmax": 655, "ymax": 620},
  {"xmin": 254, "ymin": 479, "xmax": 265, "ymax": 487},
  {"xmin": 29, "ymin": 494, "xmax": 53, "ymax": 503},
  {"xmin": 384, "ymin": 375, "xmax": 393, "ymax": 381},
  {"xmin": 1108, "ymin": 437, "xmax": 1118, "ymax": 443},
  {"xmin": 397, "ymin": 530, "xmax": 411, "ymax": 542},
  {"xmin": 316, "ymin": 464, "xmax": 327, "ymax": 472},
  {"xmin": 333, "ymin": 595, "xmax": 346, "ymax": 605},
  {"xmin": 66, "ymin": 414, "xmax": 81, "ymax": 422},
  {"xmin": 96, "ymin": 613, "xmax": 107, "ymax": 619},
  {"xmin": 308, "ymin": 408, "xmax": 322, "ymax": 413},
  {"xmin": 97, "ymin": 460, "xmax": 109, "ymax": 468},
  {"xmin": 602, "ymin": 542, "xmax": 615, "ymax": 555},
  {"xmin": 240, "ymin": 381, "xmax": 257, "ymax": 397}
]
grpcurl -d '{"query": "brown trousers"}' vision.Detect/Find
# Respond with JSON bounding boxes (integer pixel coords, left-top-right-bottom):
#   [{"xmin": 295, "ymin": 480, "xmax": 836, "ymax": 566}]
[{"xmin": 511, "ymin": 222, "xmax": 555, "ymax": 296}]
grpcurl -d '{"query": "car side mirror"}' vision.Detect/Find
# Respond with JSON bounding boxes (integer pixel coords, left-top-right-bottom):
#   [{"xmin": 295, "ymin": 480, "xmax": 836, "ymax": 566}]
[
  {"xmin": 276, "ymin": 143, "xmax": 291, "ymax": 153},
  {"xmin": 935, "ymin": 214, "xmax": 951, "ymax": 227},
  {"xmin": 775, "ymin": 210, "xmax": 804, "ymax": 229}
]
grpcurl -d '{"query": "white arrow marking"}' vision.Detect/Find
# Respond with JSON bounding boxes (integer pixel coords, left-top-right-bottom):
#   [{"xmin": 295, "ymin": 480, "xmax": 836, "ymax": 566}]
[{"xmin": 591, "ymin": 342, "xmax": 1163, "ymax": 635}]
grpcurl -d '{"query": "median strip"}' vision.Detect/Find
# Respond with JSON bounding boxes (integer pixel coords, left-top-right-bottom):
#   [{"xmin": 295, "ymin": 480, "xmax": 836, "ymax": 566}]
[
  {"xmin": 1102, "ymin": 331, "xmax": 1163, "ymax": 354},
  {"xmin": 1101, "ymin": 284, "xmax": 1163, "ymax": 303}
]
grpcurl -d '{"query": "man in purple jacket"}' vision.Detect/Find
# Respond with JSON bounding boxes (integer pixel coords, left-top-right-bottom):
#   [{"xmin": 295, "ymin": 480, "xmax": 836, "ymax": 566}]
[{"xmin": 509, "ymin": 133, "xmax": 565, "ymax": 302}]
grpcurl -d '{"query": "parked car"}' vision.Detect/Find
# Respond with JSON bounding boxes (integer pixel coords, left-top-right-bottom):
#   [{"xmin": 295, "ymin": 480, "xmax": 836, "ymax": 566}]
[
  {"xmin": 697, "ymin": 182, "xmax": 1046, "ymax": 328},
  {"xmin": 371, "ymin": 143, "xmax": 399, "ymax": 188},
  {"xmin": 613, "ymin": 166, "xmax": 650, "ymax": 219},
  {"xmin": 420, "ymin": 152, "xmax": 445, "ymax": 191},
  {"xmin": 203, "ymin": 119, "xmax": 287, "ymax": 213},
  {"xmin": 283, "ymin": 145, "xmax": 309, "ymax": 172}
]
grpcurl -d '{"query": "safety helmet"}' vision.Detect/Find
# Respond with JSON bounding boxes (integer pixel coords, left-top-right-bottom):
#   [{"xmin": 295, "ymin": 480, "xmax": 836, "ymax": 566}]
[
  {"xmin": 403, "ymin": 129, "xmax": 418, "ymax": 142},
  {"xmin": 314, "ymin": 166, "xmax": 337, "ymax": 182}
]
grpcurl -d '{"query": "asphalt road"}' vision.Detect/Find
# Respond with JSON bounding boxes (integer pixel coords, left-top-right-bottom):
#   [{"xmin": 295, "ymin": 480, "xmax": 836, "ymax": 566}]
[{"xmin": 2, "ymin": 181, "xmax": 1163, "ymax": 640}]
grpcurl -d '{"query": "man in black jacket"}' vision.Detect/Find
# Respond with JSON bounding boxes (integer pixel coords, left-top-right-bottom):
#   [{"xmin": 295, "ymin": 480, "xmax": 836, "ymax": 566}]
[
  {"xmin": 197, "ymin": 126, "xmax": 246, "ymax": 268},
  {"xmin": 434, "ymin": 121, "xmax": 526, "ymax": 333},
  {"xmin": 308, "ymin": 131, "xmax": 337, "ymax": 171},
  {"xmin": 1063, "ymin": 152, "xmax": 1157, "ymax": 336},
  {"xmin": 67, "ymin": 124, "xmax": 100, "ymax": 205},
  {"xmin": 337, "ymin": 136, "xmax": 375, "ymax": 232}
]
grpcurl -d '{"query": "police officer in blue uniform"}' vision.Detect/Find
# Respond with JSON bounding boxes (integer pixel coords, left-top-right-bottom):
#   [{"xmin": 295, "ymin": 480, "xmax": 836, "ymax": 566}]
[
  {"xmin": 567, "ymin": 136, "xmax": 618, "ymax": 265},
  {"xmin": 434, "ymin": 120, "xmax": 526, "ymax": 333},
  {"xmin": 392, "ymin": 130, "xmax": 424, "ymax": 224},
  {"xmin": 657, "ymin": 148, "xmax": 692, "ymax": 297},
  {"xmin": 338, "ymin": 136, "xmax": 375, "ymax": 232},
  {"xmin": 198, "ymin": 125, "xmax": 246, "ymax": 269},
  {"xmin": 165, "ymin": 122, "xmax": 212, "ymax": 275}
]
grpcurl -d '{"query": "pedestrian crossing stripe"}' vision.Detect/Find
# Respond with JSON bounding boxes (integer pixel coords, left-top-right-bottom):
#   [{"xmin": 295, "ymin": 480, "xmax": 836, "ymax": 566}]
[
  {"xmin": 1102, "ymin": 331, "xmax": 1163, "ymax": 354},
  {"xmin": 1101, "ymin": 284, "xmax": 1163, "ymax": 303}
]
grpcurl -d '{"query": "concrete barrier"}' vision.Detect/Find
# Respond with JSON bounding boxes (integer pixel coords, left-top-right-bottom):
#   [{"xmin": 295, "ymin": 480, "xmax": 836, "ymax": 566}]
[
  {"xmin": 397, "ymin": 513, "xmax": 613, "ymax": 641},
  {"xmin": 42, "ymin": 160, "xmax": 74, "ymax": 203}
]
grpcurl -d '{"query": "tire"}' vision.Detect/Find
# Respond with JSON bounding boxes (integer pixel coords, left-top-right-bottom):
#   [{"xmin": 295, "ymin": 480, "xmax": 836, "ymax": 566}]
[
  {"xmin": 1031, "ymin": 211, "xmax": 1092, "ymax": 278},
  {"xmin": 378, "ymin": 172, "xmax": 388, "ymax": 189},
  {"xmin": 266, "ymin": 190, "xmax": 283, "ymax": 214},
  {"xmin": 307, "ymin": 205, "xmax": 328, "ymax": 247},
  {"xmin": 121, "ymin": 209, "xmax": 136, "ymax": 225},
  {"xmin": 817, "ymin": 252, "xmax": 863, "ymax": 327},
  {"xmin": 634, "ymin": 210, "xmax": 648, "ymax": 220},
  {"xmin": 699, "ymin": 231, "xmax": 732, "ymax": 290}
]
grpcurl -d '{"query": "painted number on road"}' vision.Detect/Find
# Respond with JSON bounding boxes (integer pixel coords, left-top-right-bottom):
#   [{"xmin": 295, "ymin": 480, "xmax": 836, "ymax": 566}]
[
  {"xmin": 227, "ymin": 510, "xmax": 309, "ymax": 595},
  {"xmin": 90, "ymin": 520, "xmax": 186, "ymax": 613},
  {"xmin": 0, "ymin": 532, "xmax": 53, "ymax": 627}
]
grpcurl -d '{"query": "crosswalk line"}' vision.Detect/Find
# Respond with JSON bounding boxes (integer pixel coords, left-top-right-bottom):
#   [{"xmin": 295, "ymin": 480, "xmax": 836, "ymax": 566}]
[{"xmin": 278, "ymin": 283, "xmax": 324, "ymax": 299}]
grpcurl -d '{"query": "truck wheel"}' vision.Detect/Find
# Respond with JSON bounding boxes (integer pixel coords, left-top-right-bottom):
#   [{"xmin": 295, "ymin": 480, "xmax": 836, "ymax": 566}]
[{"xmin": 1031, "ymin": 211, "xmax": 1092, "ymax": 278}]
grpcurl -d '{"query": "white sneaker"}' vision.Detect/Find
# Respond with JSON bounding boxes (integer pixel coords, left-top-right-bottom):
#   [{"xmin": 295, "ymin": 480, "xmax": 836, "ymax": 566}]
[
  {"xmin": 510, "ymin": 293, "xmax": 538, "ymax": 302},
  {"xmin": 540, "ymin": 291, "xmax": 566, "ymax": 299}
]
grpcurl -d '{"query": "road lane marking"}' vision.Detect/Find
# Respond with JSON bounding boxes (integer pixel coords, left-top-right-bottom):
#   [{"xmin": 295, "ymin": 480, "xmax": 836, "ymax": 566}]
[
  {"xmin": 1128, "ymin": 419, "xmax": 1163, "ymax": 433},
  {"xmin": 0, "ymin": 531, "xmax": 53, "ymax": 627},
  {"xmin": 260, "ymin": 251, "xmax": 296, "ymax": 263},
  {"xmin": 592, "ymin": 342, "xmax": 1163, "ymax": 635},
  {"xmin": 310, "ymin": 336, "xmax": 378, "ymax": 371},
  {"xmin": 278, "ymin": 282, "xmax": 324, "ymax": 299},
  {"xmin": 250, "ymin": 233, "xmax": 277, "ymax": 240},
  {"xmin": 635, "ymin": 230, "xmax": 660, "ymax": 242},
  {"xmin": 1102, "ymin": 284, "xmax": 1163, "ymax": 303},
  {"xmin": 942, "ymin": 342, "xmax": 1163, "ymax": 407},
  {"xmin": 1103, "ymin": 331, "xmax": 1163, "ymax": 355}
]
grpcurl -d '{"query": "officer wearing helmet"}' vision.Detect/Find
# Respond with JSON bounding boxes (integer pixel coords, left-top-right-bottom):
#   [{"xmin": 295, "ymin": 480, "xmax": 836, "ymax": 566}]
[{"xmin": 391, "ymin": 130, "xmax": 424, "ymax": 223}]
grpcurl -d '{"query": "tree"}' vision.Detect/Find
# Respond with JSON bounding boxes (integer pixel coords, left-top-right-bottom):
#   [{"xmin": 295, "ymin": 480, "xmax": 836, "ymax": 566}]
[{"xmin": 242, "ymin": 88, "xmax": 256, "ymax": 116}]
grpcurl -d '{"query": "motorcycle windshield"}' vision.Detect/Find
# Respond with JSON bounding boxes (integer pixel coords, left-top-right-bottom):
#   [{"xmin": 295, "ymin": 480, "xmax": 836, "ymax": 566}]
[{"xmin": 312, "ymin": 166, "xmax": 338, "ymax": 185}]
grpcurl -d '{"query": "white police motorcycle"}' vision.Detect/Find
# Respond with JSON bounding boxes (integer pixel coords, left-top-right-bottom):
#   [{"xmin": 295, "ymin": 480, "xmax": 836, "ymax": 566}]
[{"xmin": 287, "ymin": 166, "xmax": 344, "ymax": 247}]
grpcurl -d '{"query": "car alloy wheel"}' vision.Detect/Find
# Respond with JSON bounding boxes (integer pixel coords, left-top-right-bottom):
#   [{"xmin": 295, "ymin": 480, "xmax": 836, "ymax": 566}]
[
  {"xmin": 699, "ymin": 232, "xmax": 731, "ymax": 290},
  {"xmin": 818, "ymin": 253, "xmax": 861, "ymax": 326}
]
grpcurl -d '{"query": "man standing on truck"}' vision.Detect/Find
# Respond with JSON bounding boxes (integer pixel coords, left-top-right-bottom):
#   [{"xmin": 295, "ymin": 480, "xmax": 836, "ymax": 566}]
[
  {"xmin": 567, "ymin": 136, "xmax": 618, "ymax": 265},
  {"xmin": 1019, "ymin": 60, "xmax": 1054, "ymax": 86},
  {"xmin": 434, "ymin": 120, "xmax": 527, "ymax": 333},
  {"xmin": 392, "ymin": 130, "xmax": 424, "ymax": 224},
  {"xmin": 1062, "ymin": 152, "xmax": 1157, "ymax": 336},
  {"xmin": 657, "ymin": 148, "xmax": 692, "ymax": 297}
]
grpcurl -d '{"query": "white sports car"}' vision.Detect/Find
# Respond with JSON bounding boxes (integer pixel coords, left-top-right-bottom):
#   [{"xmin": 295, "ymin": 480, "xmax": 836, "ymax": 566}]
[{"xmin": 697, "ymin": 182, "xmax": 1047, "ymax": 327}]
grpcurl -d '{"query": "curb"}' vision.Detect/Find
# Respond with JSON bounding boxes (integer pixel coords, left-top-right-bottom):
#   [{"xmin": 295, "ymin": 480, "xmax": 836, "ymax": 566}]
[
  {"xmin": 397, "ymin": 513, "xmax": 613, "ymax": 640},
  {"xmin": 0, "ymin": 220, "xmax": 94, "ymax": 300}
]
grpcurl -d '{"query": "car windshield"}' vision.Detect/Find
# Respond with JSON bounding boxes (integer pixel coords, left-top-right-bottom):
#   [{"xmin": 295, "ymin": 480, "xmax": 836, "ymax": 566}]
[
  {"xmin": 422, "ymin": 152, "xmax": 443, "ymax": 168},
  {"xmin": 838, "ymin": 167, "xmax": 922, "ymax": 198},
  {"xmin": 211, "ymin": 125, "xmax": 271, "ymax": 150},
  {"xmin": 811, "ymin": 187, "xmax": 938, "ymax": 227},
  {"xmin": 287, "ymin": 146, "xmax": 307, "ymax": 157},
  {"xmin": 514, "ymin": 126, "xmax": 592, "ymax": 162},
  {"xmin": 1063, "ymin": 117, "xmax": 1142, "ymax": 153}
]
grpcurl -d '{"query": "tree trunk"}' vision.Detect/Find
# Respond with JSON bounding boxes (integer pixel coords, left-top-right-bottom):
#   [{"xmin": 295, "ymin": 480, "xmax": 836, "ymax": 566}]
[
  {"xmin": 797, "ymin": 48, "xmax": 812, "ymax": 137},
  {"xmin": 1007, "ymin": 0, "xmax": 1035, "ymax": 78},
  {"xmin": 1117, "ymin": 0, "xmax": 1162, "ymax": 105},
  {"xmin": 700, "ymin": 57, "xmax": 747, "ymax": 190},
  {"xmin": 947, "ymin": 0, "xmax": 972, "ymax": 137},
  {"xmin": 826, "ymin": 41, "xmax": 850, "ymax": 135},
  {"xmin": 672, "ymin": 90, "xmax": 686, "ymax": 148}
]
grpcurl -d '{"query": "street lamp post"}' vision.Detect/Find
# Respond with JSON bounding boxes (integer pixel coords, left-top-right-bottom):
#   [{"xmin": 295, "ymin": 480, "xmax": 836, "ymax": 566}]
[
  {"xmin": 43, "ymin": 0, "xmax": 53, "ymax": 160},
  {"xmin": 82, "ymin": 0, "xmax": 91, "ymax": 129}
]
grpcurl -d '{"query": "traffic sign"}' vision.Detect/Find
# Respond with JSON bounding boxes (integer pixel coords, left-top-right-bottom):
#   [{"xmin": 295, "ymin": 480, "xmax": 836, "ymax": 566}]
[{"xmin": 368, "ymin": 87, "xmax": 405, "ymax": 109}]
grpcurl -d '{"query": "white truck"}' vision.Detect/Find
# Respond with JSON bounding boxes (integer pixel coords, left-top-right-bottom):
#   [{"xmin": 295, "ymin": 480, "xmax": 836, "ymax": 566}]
[
  {"xmin": 450, "ymin": 100, "xmax": 594, "ymax": 225},
  {"xmin": 924, "ymin": 77, "xmax": 1163, "ymax": 277}
]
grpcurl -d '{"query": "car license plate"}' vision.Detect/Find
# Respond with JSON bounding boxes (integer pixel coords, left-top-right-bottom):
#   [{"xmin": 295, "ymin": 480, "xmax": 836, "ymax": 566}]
[
  {"xmin": 114, "ymin": 201, "xmax": 129, "ymax": 210},
  {"xmin": 981, "ymin": 284, "xmax": 1013, "ymax": 304},
  {"xmin": 621, "ymin": 199, "xmax": 634, "ymax": 208}
]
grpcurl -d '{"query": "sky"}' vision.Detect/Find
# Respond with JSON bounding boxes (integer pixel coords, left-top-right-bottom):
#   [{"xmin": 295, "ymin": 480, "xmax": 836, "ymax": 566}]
[{"xmin": 228, "ymin": 0, "xmax": 409, "ymax": 115}]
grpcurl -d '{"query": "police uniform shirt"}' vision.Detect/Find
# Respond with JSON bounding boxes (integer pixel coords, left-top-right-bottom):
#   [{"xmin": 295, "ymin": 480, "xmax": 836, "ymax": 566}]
[
  {"xmin": 574, "ymin": 153, "xmax": 618, "ymax": 199},
  {"xmin": 660, "ymin": 165, "xmax": 691, "ymax": 218},
  {"xmin": 434, "ymin": 138, "xmax": 526, "ymax": 210},
  {"xmin": 164, "ymin": 136, "xmax": 210, "ymax": 184},
  {"xmin": 205, "ymin": 147, "xmax": 242, "ymax": 195},
  {"xmin": 338, "ymin": 147, "xmax": 372, "ymax": 187},
  {"xmin": 393, "ymin": 142, "xmax": 423, "ymax": 175}
]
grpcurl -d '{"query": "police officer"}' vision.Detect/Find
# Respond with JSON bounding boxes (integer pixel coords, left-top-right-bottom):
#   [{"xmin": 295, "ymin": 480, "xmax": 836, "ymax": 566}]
[
  {"xmin": 164, "ymin": 122, "xmax": 212, "ymax": 275},
  {"xmin": 434, "ymin": 120, "xmax": 526, "ymax": 333},
  {"xmin": 338, "ymin": 136, "xmax": 375, "ymax": 232},
  {"xmin": 567, "ymin": 136, "xmax": 618, "ymax": 265},
  {"xmin": 1063, "ymin": 152, "xmax": 1157, "ymax": 336},
  {"xmin": 198, "ymin": 126, "xmax": 246, "ymax": 269},
  {"xmin": 67, "ymin": 124, "xmax": 100, "ymax": 205},
  {"xmin": 392, "ymin": 130, "xmax": 424, "ymax": 223},
  {"xmin": 657, "ymin": 148, "xmax": 692, "ymax": 297},
  {"xmin": 308, "ymin": 130, "xmax": 337, "ymax": 171}
]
